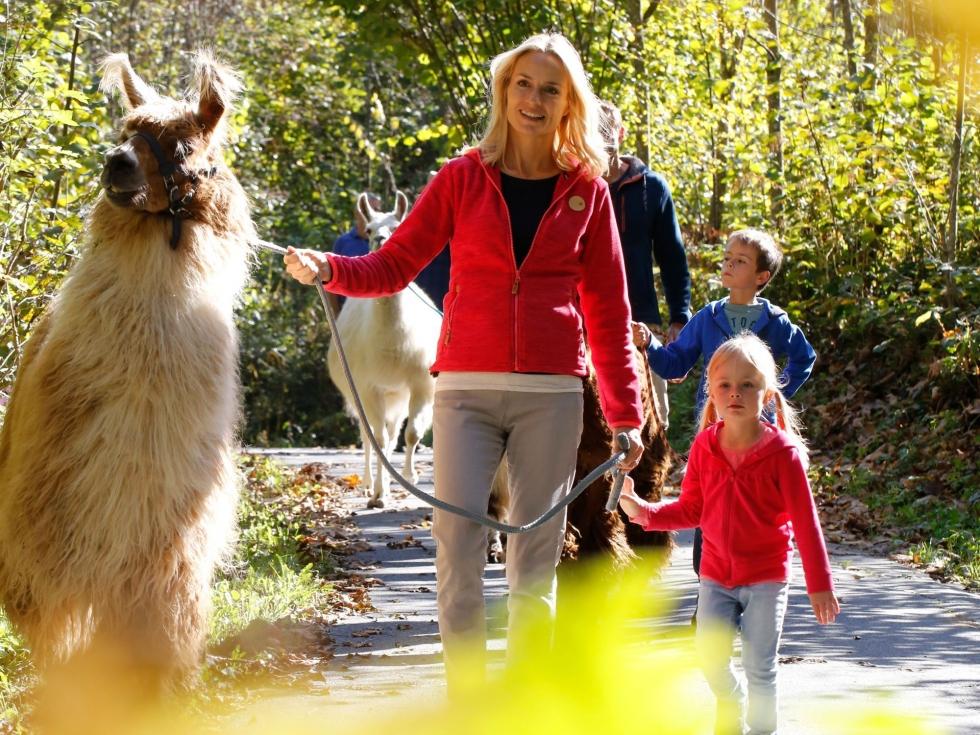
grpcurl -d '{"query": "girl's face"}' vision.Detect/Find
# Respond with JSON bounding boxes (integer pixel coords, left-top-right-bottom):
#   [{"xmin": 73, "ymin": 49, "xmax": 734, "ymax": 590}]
[
  {"xmin": 708, "ymin": 354, "xmax": 772, "ymax": 422},
  {"xmin": 505, "ymin": 51, "xmax": 570, "ymax": 144}
]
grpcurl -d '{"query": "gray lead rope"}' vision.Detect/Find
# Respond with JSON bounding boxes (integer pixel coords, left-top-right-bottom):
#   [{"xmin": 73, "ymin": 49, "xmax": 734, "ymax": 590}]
[{"xmin": 254, "ymin": 238, "xmax": 629, "ymax": 534}]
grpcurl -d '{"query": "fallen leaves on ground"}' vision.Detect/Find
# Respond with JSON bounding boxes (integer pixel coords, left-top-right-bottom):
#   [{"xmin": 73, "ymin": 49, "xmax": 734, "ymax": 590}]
[{"xmin": 386, "ymin": 534, "xmax": 424, "ymax": 549}]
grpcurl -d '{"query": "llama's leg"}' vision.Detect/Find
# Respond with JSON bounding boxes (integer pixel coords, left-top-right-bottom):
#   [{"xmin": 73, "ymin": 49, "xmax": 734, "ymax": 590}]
[
  {"xmin": 486, "ymin": 457, "xmax": 510, "ymax": 563},
  {"xmin": 359, "ymin": 420, "xmax": 374, "ymax": 499},
  {"xmin": 402, "ymin": 387, "xmax": 434, "ymax": 484},
  {"xmin": 366, "ymin": 398, "xmax": 389, "ymax": 509},
  {"xmin": 372, "ymin": 413, "xmax": 398, "ymax": 507}
]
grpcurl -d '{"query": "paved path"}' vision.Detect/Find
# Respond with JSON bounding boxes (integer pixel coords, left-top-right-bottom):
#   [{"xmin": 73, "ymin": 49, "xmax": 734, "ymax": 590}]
[{"xmin": 237, "ymin": 447, "xmax": 980, "ymax": 734}]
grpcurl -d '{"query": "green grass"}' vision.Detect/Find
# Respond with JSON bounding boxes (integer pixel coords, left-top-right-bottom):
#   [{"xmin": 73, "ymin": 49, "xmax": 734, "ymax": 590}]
[
  {"xmin": 204, "ymin": 456, "xmax": 336, "ymax": 683},
  {"xmin": 0, "ymin": 456, "xmax": 337, "ymax": 731},
  {"xmin": 808, "ymin": 395, "xmax": 979, "ymax": 590},
  {"xmin": 208, "ymin": 457, "xmax": 334, "ymax": 648}
]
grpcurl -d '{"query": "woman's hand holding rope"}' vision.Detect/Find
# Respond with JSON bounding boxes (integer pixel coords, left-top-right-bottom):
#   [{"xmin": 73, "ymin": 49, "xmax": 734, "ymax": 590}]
[
  {"xmin": 612, "ymin": 426, "xmax": 643, "ymax": 471},
  {"xmin": 284, "ymin": 246, "xmax": 331, "ymax": 285}
]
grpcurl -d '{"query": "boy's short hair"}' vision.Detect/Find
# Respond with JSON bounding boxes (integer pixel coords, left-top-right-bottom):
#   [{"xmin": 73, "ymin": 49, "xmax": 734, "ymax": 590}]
[{"xmin": 728, "ymin": 228, "xmax": 783, "ymax": 292}]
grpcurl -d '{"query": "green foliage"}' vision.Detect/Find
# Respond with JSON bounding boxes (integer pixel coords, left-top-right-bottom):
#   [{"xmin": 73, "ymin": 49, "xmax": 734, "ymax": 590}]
[
  {"xmin": 0, "ymin": 614, "xmax": 32, "ymax": 733},
  {"xmin": 0, "ymin": 0, "xmax": 106, "ymax": 395}
]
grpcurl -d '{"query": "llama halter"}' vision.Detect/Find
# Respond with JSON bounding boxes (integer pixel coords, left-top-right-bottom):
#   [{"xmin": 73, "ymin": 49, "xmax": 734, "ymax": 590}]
[
  {"xmin": 133, "ymin": 131, "xmax": 217, "ymax": 249},
  {"xmin": 253, "ymin": 238, "xmax": 629, "ymax": 533}
]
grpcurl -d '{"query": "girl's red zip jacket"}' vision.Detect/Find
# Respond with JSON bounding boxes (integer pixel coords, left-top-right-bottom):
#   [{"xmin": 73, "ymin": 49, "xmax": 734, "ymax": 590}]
[
  {"xmin": 325, "ymin": 148, "xmax": 643, "ymax": 428},
  {"xmin": 634, "ymin": 422, "xmax": 834, "ymax": 593}
]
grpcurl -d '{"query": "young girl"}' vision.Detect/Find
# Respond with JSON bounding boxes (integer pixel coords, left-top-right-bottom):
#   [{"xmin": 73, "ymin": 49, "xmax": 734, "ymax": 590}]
[{"xmin": 619, "ymin": 333, "xmax": 839, "ymax": 735}]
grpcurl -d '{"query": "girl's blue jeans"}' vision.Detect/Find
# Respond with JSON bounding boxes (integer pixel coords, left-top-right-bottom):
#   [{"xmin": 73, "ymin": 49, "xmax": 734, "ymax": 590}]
[{"xmin": 696, "ymin": 579, "xmax": 790, "ymax": 735}]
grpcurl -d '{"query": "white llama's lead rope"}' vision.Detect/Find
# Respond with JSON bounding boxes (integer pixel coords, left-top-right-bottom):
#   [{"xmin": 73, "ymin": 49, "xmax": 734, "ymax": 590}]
[{"xmin": 253, "ymin": 238, "xmax": 629, "ymax": 534}]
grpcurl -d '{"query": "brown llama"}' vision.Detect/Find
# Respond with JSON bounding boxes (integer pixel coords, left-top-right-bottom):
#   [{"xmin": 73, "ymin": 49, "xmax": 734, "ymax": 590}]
[
  {"xmin": 562, "ymin": 346, "xmax": 673, "ymax": 569},
  {"xmin": 487, "ymin": 347, "xmax": 672, "ymax": 570},
  {"xmin": 0, "ymin": 51, "xmax": 253, "ymax": 687}
]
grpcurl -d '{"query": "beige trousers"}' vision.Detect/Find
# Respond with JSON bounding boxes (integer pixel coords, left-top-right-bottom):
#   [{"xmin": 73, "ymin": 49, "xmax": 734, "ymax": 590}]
[{"xmin": 431, "ymin": 389, "xmax": 583, "ymax": 690}]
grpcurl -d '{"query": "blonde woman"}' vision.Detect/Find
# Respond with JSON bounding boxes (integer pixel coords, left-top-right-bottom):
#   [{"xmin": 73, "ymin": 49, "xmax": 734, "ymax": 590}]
[{"xmin": 285, "ymin": 32, "xmax": 644, "ymax": 692}]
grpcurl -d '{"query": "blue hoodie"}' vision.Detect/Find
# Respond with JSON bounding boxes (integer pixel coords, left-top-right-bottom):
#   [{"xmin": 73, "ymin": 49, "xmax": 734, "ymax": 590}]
[
  {"xmin": 648, "ymin": 296, "xmax": 816, "ymax": 417},
  {"xmin": 608, "ymin": 157, "xmax": 691, "ymax": 326}
]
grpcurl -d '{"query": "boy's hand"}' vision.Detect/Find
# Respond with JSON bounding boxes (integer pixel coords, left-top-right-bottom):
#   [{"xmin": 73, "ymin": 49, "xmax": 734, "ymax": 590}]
[
  {"xmin": 617, "ymin": 476, "xmax": 648, "ymax": 521},
  {"xmin": 808, "ymin": 590, "xmax": 840, "ymax": 625},
  {"xmin": 631, "ymin": 321, "xmax": 651, "ymax": 349}
]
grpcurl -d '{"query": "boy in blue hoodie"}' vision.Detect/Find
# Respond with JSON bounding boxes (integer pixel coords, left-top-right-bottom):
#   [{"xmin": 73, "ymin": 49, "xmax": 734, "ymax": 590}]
[{"xmin": 632, "ymin": 228, "xmax": 816, "ymax": 584}]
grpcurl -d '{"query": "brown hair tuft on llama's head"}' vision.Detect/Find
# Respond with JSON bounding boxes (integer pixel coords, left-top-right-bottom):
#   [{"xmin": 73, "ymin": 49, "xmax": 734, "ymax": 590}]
[
  {"xmin": 190, "ymin": 49, "xmax": 242, "ymax": 141},
  {"xmin": 99, "ymin": 54, "xmax": 160, "ymax": 111}
]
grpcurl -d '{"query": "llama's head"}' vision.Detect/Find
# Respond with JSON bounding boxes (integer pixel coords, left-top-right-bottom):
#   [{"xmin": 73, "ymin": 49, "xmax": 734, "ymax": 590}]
[
  {"xmin": 357, "ymin": 191, "xmax": 409, "ymax": 251},
  {"xmin": 98, "ymin": 51, "xmax": 243, "ymax": 244}
]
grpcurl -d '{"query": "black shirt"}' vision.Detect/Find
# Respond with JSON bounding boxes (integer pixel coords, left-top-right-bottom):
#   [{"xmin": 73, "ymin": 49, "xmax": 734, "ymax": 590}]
[{"xmin": 500, "ymin": 172, "xmax": 559, "ymax": 269}]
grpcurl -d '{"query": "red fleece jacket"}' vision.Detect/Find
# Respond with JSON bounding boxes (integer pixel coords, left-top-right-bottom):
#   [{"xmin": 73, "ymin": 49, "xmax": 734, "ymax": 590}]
[
  {"xmin": 326, "ymin": 148, "xmax": 643, "ymax": 428},
  {"xmin": 634, "ymin": 422, "xmax": 834, "ymax": 593}
]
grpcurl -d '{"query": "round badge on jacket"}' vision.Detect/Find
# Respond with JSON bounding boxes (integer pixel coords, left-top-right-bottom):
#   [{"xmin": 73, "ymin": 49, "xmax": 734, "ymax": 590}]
[{"xmin": 568, "ymin": 195, "xmax": 585, "ymax": 211}]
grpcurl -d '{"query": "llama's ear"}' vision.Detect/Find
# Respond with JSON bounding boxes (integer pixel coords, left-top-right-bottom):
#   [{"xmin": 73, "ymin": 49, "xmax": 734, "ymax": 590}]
[
  {"xmin": 357, "ymin": 193, "xmax": 377, "ymax": 224},
  {"xmin": 395, "ymin": 190, "xmax": 410, "ymax": 220},
  {"xmin": 192, "ymin": 50, "xmax": 241, "ymax": 137},
  {"xmin": 100, "ymin": 54, "xmax": 159, "ymax": 110}
]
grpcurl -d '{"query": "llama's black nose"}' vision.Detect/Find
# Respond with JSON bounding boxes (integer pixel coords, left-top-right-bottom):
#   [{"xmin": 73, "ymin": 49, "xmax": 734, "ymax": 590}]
[
  {"xmin": 102, "ymin": 145, "xmax": 145, "ymax": 194},
  {"xmin": 105, "ymin": 146, "xmax": 139, "ymax": 176}
]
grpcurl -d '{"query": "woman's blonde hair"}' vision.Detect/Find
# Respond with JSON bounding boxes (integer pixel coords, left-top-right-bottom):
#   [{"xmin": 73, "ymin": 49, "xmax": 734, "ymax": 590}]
[
  {"xmin": 698, "ymin": 333, "xmax": 808, "ymax": 461},
  {"xmin": 476, "ymin": 32, "xmax": 607, "ymax": 179}
]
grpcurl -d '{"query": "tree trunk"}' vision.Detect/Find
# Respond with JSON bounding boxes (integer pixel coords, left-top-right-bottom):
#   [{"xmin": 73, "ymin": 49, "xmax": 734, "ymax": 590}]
[
  {"xmin": 863, "ymin": 0, "xmax": 879, "ymax": 117},
  {"xmin": 709, "ymin": 12, "xmax": 742, "ymax": 233},
  {"xmin": 857, "ymin": 0, "xmax": 880, "ymax": 283},
  {"xmin": 49, "ymin": 24, "xmax": 81, "ymax": 210},
  {"xmin": 626, "ymin": 0, "xmax": 649, "ymax": 162},
  {"xmin": 764, "ymin": 0, "xmax": 783, "ymax": 226},
  {"xmin": 839, "ymin": 0, "xmax": 857, "ymax": 79},
  {"xmin": 943, "ymin": 32, "xmax": 968, "ymax": 304}
]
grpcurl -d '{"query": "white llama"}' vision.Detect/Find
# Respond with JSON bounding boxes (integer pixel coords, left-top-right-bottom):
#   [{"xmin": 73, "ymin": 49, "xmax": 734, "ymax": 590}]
[{"xmin": 327, "ymin": 192, "xmax": 442, "ymax": 508}]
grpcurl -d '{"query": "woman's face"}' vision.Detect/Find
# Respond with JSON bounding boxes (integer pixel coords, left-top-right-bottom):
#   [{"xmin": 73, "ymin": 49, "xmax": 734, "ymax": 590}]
[{"xmin": 505, "ymin": 51, "xmax": 570, "ymax": 144}]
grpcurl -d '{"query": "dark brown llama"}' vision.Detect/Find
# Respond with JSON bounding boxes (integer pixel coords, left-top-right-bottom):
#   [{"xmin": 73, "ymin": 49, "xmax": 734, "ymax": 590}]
[{"xmin": 487, "ymin": 347, "xmax": 672, "ymax": 569}]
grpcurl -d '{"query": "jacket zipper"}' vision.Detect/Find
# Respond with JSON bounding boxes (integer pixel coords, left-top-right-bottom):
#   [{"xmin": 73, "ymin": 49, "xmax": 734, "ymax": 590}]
[{"xmin": 480, "ymin": 162, "xmax": 578, "ymax": 371}]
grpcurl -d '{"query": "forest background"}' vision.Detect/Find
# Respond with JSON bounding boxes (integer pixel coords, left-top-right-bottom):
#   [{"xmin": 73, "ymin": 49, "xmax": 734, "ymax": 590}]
[{"xmin": 1, "ymin": 0, "xmax": 977, "ymax": 588}]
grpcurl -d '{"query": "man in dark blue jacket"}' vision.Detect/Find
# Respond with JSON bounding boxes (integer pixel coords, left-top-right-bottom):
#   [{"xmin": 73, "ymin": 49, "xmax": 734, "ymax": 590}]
[{"xmin": 600, "ymin": 101, "xmax": 692, "ymax": 423}]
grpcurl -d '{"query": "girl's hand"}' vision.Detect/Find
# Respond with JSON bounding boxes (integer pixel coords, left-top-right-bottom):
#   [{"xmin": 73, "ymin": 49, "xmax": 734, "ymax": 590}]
[
  {"xmin": 808, "ymin": 590, "xmax": 840, "ymax": 625},
  {"xmin": 284, "ymin": 246, "xmax": 331, "ymax": 285},
  {"xmin": 617, "ymin": 476, "xmax": 648, "ymax": 521}
]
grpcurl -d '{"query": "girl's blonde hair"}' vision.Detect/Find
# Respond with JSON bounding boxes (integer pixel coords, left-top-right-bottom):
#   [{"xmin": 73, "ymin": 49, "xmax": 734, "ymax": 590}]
[
  {"xmin": 699, "ymin": 333, "xmax": 808, "ymax": 460},
  {"xmin": 476, "ymin": 32, "xmax": 607, "ymax": 179}
]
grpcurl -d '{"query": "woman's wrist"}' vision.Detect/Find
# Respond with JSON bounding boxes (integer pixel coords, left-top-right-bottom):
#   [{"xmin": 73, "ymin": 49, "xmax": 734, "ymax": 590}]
[{"xmin": 318, "ymin": 254, "xmax": 333, "ymax": 284}]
